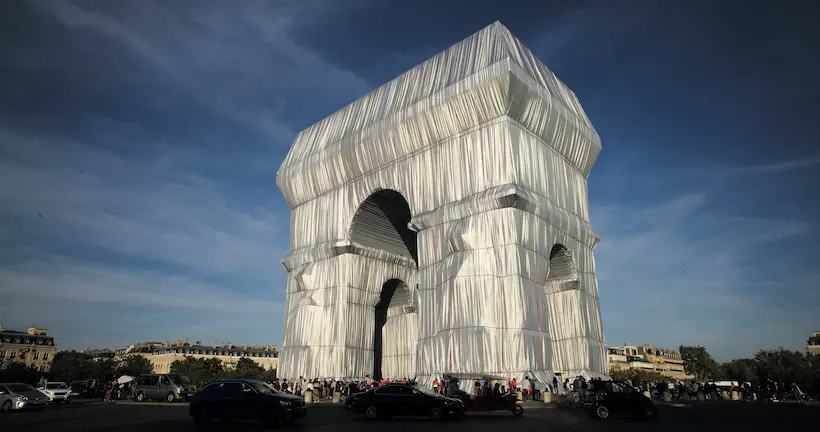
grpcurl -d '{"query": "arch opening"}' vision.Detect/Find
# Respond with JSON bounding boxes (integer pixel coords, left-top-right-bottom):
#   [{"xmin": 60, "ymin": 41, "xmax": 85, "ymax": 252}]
[
  {"xmin": 547, "ymin": 244, "xmax": 578, "ymax": 285},
  {"xmin": 373, "ymin": 278, "xmax": 412, "ymax": 379},
  {"xmin": 350, "ymin": 189, "xmax": 418, "ymax": 264}
]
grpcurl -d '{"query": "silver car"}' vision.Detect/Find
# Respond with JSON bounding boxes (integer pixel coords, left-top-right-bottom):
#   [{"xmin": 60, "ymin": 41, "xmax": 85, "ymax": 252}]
[{"xmin": 0, "ymin": 383, "xmax": 49, "ymax": 412}]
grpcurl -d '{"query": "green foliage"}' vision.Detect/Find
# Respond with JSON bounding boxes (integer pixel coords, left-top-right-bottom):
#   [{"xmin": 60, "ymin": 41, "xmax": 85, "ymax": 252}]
[
  {"xmin": 232, "ymin": 357, "xmax": 265, "ymax": 379},
  {"xmin": 609, "ymin": 366, "xmax": 668, "ymax": 384},
  {"xmin": 0, "ymin": 362, "xmax": 45, "ymax": 384},
  {"xmin": 170, "ymin": 356, "xmax": 224, "ymax": 385},
  {"xmin": 116, "ymin": 355, "xmax": 154, "ymax": 377},
  {"xmin": 50, "ymin": 351, "xmax": 92, "ymax": 383},
  {"xmin": 679, "ymin": 345, "xmax": 719, "ymax": 381}
]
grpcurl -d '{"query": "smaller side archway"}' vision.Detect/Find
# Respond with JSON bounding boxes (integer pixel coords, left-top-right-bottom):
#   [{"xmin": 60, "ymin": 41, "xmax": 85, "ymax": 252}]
[
  {"xmin": 547, "ymin": 244, "xmax": 578, "ymax": 286},
  {"xmin": 373, "ymin": 278, "xmax": 413, "ymax": 379}
]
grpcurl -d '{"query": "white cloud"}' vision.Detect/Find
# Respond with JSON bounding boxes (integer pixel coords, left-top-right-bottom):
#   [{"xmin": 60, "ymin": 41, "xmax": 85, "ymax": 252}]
[{"xmin": 593, "ymin": 193, "xmax": 814, "ymax": 360}]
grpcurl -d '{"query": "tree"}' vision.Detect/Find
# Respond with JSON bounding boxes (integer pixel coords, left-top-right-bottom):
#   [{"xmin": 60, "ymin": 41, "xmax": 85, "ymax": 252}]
[
  {"xmin": 0, "ymin": 362, "xmax": 44, "ymax": 385},
  {"xmin": 170, "ymin": 356, "xmax": 224, "ymax": 386},
  {"xmin": 117, "ymin": 355, "xmax": 154, "ymax": 377},
  {"xmin": 50, "ymin": 351, "xmax": 92, "ymax": 383},
  {"xmin": 679, "ymin": 346, "xmax": 719, "ymax": 381},
  {"xmin": 233, "ymin": 357, "xmax": 265, "ymax": 379},
  {"xmin": 719, "ymin": 358, "xmax": 757, "ymax": 383},
  {"xmin": 610, "ymin": 366, "xmax": 667, "ymax": 385},
  {"xmin": 88, "ymin": 358, "xmax": 118, "ymax": 383}
]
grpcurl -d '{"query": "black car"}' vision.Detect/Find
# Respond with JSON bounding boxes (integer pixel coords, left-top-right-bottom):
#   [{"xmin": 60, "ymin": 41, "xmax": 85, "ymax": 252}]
[
  {"xmin": 347, "ymin": 384, "xmax": 464, "ymax": 420},
  {"xmin": 189, "ymin": 379, "xmax": 306, "ymax": 426},
  {"xmin": 584, "ymin": 380, "xmax": 657, "ymax": 420}
]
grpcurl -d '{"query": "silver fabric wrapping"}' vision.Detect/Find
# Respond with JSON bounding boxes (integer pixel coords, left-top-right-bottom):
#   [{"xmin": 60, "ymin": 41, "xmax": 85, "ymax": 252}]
[{"xmin": 276, "ymin": 21, "xmax": 608, "ymax": 382}]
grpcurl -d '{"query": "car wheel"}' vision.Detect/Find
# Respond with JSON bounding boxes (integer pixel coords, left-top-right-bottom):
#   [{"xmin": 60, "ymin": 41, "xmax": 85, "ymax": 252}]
[
  {"xmin": 429, "ymin": 406, "xmax": 442, "ymax": 420},
  {"xmin": 644, "ymin": 405, "xmax": 658, "ymax": 420},
  {"xmin": 65, "ymin": 399, "xmax": 71, "ymax": 404},
  {"xmin": 166, "ymin": 393, "xmax": 176, "ymax": 403},
  {"xmin": 595, "ymin": 405, "xmax": 610, "ymax": 419},
  {"xmin": 513, "ymin": 404, "xmax": 524, "ymax": 416},
  {"xmin": 136, "ymin": 392, "xmax": 145, "ymax": 402},
  {"xmin": 2, "ymin": 400, "xmax": 12, "ymax": 412},
  {"xmin": 365, "ymin": 404, "xmax": 378, "ymax": 419}
]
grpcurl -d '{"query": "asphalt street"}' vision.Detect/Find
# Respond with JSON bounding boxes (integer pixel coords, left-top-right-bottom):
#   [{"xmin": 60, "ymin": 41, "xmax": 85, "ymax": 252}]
[{"xmin": 1, "ymin": 399, "xmax": 818, "ymax": 432}]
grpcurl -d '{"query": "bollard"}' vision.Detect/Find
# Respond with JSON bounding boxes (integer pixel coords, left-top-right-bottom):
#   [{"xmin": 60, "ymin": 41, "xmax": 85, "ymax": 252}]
[
  {"xmin": 696, "ymin": 391, "xmax": 705, "ymax": 401},
  {"xmin": 542, "ymin": 391, "xmax": 552, "ymax": 403},
  {"xmin": 663, "ymin": 391, "xmax": 672, "ymax": 402},
  {"xmin": 753, "ymin": 393, "xmax": 758, "ymax": 401},
  {"xmin": 719, "ymin": 391, "xmax": 728, "ymax": 400},
  {"xmin": 516, "ymin": 391, "xmax": 523, "ymax": 402},
  {"xmin": 731, "ymin": 391, "xmax": 739, "ymax": 401},
  {"xmin": 710, "ymin": 391, "xmax": 718, "ymax": 400},
  {"xmin": 304, "ymin": 390, "xmax": 313, "ymax": 404},
  {"xmin": 643, "ymin": 391, "xmax": 651, "ymax": 399},
  {"xmin": 332, "ymin": 391, "xmax": 341, "ymax": 404}
]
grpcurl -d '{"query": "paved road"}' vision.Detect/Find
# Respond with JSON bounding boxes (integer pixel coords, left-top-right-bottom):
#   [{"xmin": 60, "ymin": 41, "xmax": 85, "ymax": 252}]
[{"xmin": 1, "ymin": 400, "xmax": 818, "ymax": 432}]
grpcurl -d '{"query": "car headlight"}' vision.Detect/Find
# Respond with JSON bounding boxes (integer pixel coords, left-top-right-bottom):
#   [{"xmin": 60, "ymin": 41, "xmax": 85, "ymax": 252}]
[
  {"xmin": 278, "ymin": 400, "xmax": 292, "ymax": 407},
  {"xmin": 19, "ymin": 395, "xmax": 29, "ymax": 401}
]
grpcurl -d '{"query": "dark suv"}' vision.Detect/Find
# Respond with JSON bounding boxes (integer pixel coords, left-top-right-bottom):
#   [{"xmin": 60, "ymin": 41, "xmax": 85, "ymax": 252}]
[
  {"xmin": 189, "ymin": 379, "xmax": 306, "ymax": 426},
  {"xmin": 584, "ymin": 380, "xmax": 657, "ymax": 420}
]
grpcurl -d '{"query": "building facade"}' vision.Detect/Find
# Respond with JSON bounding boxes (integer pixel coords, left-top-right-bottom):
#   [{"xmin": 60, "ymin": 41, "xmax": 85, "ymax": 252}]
[
  {"xmin": 116, "ymin": 340, "xmax": 279, "ymax": 374},
  {"xmin": 807, "ymin": 331, "xmax": 820, "ymax": 356},
  {"xmin": 608, "ymin": 344, "xmax": 691, "ymax": 380},
  {"xmin": 0, "ymin": 324, "xmax": 57, "ymax": 371}
]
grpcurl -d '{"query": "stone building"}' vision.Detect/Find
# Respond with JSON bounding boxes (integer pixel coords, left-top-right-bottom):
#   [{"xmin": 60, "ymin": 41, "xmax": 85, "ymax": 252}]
[
  {"xmin": 608, "ymin": 344, "xmax": 691, "ymax": 380},
  {"xmin": 0, "ymin": 324, "xmax": 57, "ymax": 371},
  {"xmin": 807, "ymin": 331, "xmax": 820, "ymax": 356},
  {"xmin": 116, "ymin": 340, "xmax": 278, "ymax": 374}
]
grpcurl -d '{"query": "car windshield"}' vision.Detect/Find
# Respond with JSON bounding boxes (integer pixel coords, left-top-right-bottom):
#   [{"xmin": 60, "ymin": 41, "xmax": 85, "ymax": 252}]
[
  {"xmin": 170, "ymin": 375, "xmax": 191, "ymax": 385},
  {"xmin": 7, "ymin": 384, "xmax": 34, "ymax": 393},
  {"xmin": 247, "ymin": 380, "xmax": 278, "ymax": 395},
  {"xmin": 70, "ymin": 381, "xmax": 88, "ymax": 389},
  {"xmin": 46, "ymin": 383, "xmax": 68, "ymax": 389},
  {"xmin": 411, "ymin": 384, "xmax": 436, "ymax": 395}
]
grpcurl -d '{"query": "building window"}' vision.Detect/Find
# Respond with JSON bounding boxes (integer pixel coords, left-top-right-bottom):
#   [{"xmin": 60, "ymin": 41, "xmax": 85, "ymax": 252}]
[
  {"xmin": 9, "ymin": 351, "xmax": 16, "ymax": 359},
  {"xmin": 43, "ymin": 353, "xmax": 49, "ymax": 361},
  {"xmin": 0, "ymin": 351, "xmax": 4, "ymax": 358},
  {"xmin": 33, "ymin": 352, "xmax": 40, "ymax": 360}
]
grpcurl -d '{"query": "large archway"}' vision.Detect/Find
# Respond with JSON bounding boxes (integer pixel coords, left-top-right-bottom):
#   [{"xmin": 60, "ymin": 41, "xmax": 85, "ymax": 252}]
[
  {"xmin": 349, "ymin": 189, "xmax": 418, "ymax": 380},
  {"xmin": 350, "ymin": 189, "xmax": 418, "ymax": 263}
]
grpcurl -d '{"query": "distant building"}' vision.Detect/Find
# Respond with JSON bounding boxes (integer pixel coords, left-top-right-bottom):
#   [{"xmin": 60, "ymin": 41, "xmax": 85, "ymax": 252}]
[
  {"xmin": 116, "ymin": 340, "xmax": 279, "ymax": 374},
  {"xmin": 807, "ymin": 331, "xmax": 820, "ymax": 356},
  {"xmin": 0, "ymin": 324, "xmax": 57, "ymax": 371},
  {"xmin": 81, "ymin": 349, "xmax": 117, "ymax": 362},
  {"xmin": 608, "ymin": 344, "xmax": 691, "ymax": 380}
]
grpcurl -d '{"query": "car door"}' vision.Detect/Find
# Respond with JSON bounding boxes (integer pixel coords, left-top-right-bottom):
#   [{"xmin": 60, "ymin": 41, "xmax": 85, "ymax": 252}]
[
  {"xmin": 373, "ymin": 386, "xmax": 405, "ymax": 416},
  {"xmin": 0, "ymin": 385, "xmax": 10, "ymax": 407},
  {"xmin": 403, "ymin": 386, "xmax": 429, "ymax": 416},
  {"xmin": 603, "ymin": 382, "xmax": 630, "ymax": 415},
  {"xmin": 214, "ymin": 382, "xmax": 246, "ymax": 420}
]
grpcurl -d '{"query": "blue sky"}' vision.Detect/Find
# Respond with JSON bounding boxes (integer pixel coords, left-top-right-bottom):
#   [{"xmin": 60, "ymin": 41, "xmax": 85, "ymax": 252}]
[{"xmin": 0, "ymin": 0, "xmax": 817, "ymax": 361}]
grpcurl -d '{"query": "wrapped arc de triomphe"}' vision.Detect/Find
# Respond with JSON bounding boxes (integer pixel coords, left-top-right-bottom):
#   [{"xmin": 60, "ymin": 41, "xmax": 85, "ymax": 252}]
[{"xmin": 276, "ymin": 22, "xmax": 608, "ymax": 385}]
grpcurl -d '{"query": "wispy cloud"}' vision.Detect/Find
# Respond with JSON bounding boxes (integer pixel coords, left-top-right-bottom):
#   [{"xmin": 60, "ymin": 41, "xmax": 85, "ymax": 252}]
[
  {"xmin": 0, "ymin": 0, "xmax": 375, "ymax": 349},
  {"xmin": 593, "ymin": 193, "xmax": 814, "ymax": 360},
  {"xmin": 722, "ymin": 157, "xmax": 820, "ymax": 174}
]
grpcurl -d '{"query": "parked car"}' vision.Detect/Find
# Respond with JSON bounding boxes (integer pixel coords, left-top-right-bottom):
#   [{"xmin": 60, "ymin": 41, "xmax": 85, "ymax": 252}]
[
  {"xmin": 38, "ymin": 382, "xmax": 72, "ymax": 403},
  {"xmin": 0, "ymin": 383, "xmax": 49, "ymax": 412},
  {"xmin": 134, "ymin": 374, "xmax": 196, "ymax": 402},
  {"xmin": 584, "ymin": 380, "xmax": 658, "ymax": 420},
  {"xmin": 189, "ymin": 379, "xmax": 306, "ymax": 426},
  {"xmin": 346, "ymin": 383, "xmax": 465, "ymax": 420},
  {"xmin": 69, "ymin": 379, "xmax": 102, "ymax": 398}
]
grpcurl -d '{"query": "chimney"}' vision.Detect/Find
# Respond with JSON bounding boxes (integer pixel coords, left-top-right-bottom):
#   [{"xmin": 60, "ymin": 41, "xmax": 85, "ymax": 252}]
[
  {"xmin": 0, "ymin": 323, "xmax": 4, "ymax": 332},
  {"xmin": 212, "ymin": 341, "xmax": 217, "ymax": 348}
]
